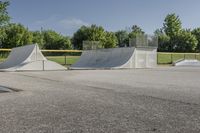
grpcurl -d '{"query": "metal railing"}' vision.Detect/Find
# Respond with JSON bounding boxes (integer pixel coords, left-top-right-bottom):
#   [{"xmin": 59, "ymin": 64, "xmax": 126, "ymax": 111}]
[
  {"xmin": 157, "ymin": 52, "xmax": 200, "ymax": 64},
  {"xmin": 0, "ymin": 49, "xmax": 82, "ymax": 66},
  {"xmin": 0, "ymin": 48, "xmax": 82, "ymax": 52}
]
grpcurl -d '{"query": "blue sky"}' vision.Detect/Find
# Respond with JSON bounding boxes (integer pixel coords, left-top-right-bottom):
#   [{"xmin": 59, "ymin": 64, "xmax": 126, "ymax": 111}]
[{"xmin": 8, "ymin": 0, "xmax": 200, "ymax": 36}]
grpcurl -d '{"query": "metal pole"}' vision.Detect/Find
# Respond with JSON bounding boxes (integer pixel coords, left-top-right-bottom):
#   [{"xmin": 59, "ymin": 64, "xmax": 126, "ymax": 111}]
[
  {"xmin": 42, "ymin": 60, "xmax": 45, "ymax": 71},
  {"xmin": 36, "ymin": 44, "xmax": 38, "ymax": 61},
  {"xmin": 64, "ymin": 55, "xmax": 67, "ymax": 65},
  {"xmin": 157, "ymin": 53, "xmax": 158, "ymax": 64},
  {"xmin": 171, "ymin": 53, "xmax": 173, "ymax": 64}
]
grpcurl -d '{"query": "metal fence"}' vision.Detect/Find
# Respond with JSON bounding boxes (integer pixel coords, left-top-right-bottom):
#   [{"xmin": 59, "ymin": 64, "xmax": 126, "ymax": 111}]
[
  {"xmin": 83, "ymin": 41, "xmax": 103, "ymax": 50},
  {"xmin": 129, "ymin": 35, "xmax": 158, "ymax": 48},
  {"xmin": 158, "ymin": 52, "xmax": 200, "ymax": 64},
  {"xmin": 0, "ymin": 49, "xmax": 82, "ymax": 66}
]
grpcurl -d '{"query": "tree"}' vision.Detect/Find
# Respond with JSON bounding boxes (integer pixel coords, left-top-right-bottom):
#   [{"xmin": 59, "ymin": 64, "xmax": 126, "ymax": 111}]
[
  {"xmin": 56, "ymin": 36, "xmax": 72, "ymax": 50},
  {"xmin": 131, "ymin": 25, "xmax": 144, "ymax": 34},
  {"xmin": 192, "ymin": 28, "xmax": 200, "ymax": 52},
  {"xmin": 0, "ymin": 26, "xmax": 6, "ymax": 47},
  {"xmin": 174, "ymin": 30, "xmax": 198, "ymax": 52},
  {"xmin": 72, "ymin": 26, "xmax": 88, "ymax": 50},
  {"xmin": 115, "ymin": 30, "xmax": 129, "ymax": 47},
  {"xmin": 161, "ymin": 13, "xmax": 197, "ymax": 52},
  {"xmin": 1, "ymin": 23, "xmax": 33, "ymax": 48},
  {"xmin": 163, "ymin": 13, "xmax": 182, "ymax": 37},
  {"xmin": 43, "ymin": 30, "xmax": 71, "ymax": 49},
  {"xmin": 129, "ymin": 25, "xmax": 145, "ymax": 39},
  {"xmin": 73, "ymin": 25, "xmax": 112, "ymax": 49},
  {"xmin": 163, "ymin": 13, "xmax": 182, "ymax": 51},
  {"xmin": 87, "ymin": 25, "xmax": 106, "ymax": 42},
  {"xmin": 154, "ymin": 29, "xmax": 170, "ymax": 52},
  {"xmin": 104, "ymin": 32, "xmax": 118, "ymax": 48},
  {"xmin": 0, "ymin": 1, "xmax": 10, "ymax": 26},
  {"xmin": 32, "ymin": 31, "xmax": 44, "ymax": 48},
  {"xmin": 0, "ymin": 1, "xmax": 10, "ymax": 47}
]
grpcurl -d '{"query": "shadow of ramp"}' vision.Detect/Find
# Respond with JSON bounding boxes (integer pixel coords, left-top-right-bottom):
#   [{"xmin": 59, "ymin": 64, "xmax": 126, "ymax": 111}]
[{"xmin": 0, "ymin": 85, "xmax": 21, "ymax": 93}]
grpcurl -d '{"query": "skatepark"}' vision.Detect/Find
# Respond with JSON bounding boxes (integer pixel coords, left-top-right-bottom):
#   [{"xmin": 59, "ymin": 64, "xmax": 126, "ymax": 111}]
[
  {"xmin": 1, "ymin": 0, "xmax": 200, "ymax": 132},
  {"xmin": 0, "ymin": 35, "xmax": 199, "ymax": 71},
  {"xmin": 0, "ymin": 38, "xmax": 200, "ymax": 132}
]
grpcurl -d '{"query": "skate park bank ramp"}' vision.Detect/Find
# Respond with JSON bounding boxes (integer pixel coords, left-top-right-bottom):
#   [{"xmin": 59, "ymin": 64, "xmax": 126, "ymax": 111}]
[
  {"xmin": 70, "ymin": 47, "xmax": 157, "ymax": 69},
  {"xmin": 174, "ymin": 59, "xmax": 200, "ymax": 67},
  {"xmin": 0, "ymin": 44, "xmax": 66, "ymax": 71}
]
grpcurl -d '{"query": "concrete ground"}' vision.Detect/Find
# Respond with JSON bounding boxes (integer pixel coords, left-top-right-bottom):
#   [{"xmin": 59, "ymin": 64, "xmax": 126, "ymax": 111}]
[{"xmin": 0, "ymin": 67, "xmax": 200, "ymax": 133}]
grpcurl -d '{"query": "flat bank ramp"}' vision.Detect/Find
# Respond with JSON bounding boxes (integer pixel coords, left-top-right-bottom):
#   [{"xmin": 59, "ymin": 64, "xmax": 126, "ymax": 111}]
[
  {"xmin": 71, "ymin": 47, "xmax": 135, "ymax": 69},
  {"xmin": 174, "ymin": 59, "xmax": 200, "ymax": 67}
]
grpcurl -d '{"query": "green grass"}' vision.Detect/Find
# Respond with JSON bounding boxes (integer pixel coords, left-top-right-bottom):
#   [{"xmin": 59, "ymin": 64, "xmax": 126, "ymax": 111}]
[
  {"xmin": 0, "ymin": 53, "xmax": 200, "ymax": 65},
  {"xmin": 49, "ymin": 53, "xmax": 199, "ymax": 65},
  {"xmin": 158, "ymin": 53, "xmax": 200, "ymax": 64},
  {"xmin": 0, "ymin": 58, "xmax": 5, "ymax": 62},
  {"xmin": 0, "ymin": 56, "xmax": 80, "ymax": 66},
  {"xmin": 46, "ymin": 56, "xmax": 80, "ymax": 65}
]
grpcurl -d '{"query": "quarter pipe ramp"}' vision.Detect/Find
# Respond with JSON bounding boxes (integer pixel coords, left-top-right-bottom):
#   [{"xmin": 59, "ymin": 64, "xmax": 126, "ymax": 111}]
[
  {"xmin": 71, "ymin": 47, "xmax": 157, "ymax": 69},
  {"xmin": 0, "ymin": 44, "xmax": 66, "ymax": 71}
]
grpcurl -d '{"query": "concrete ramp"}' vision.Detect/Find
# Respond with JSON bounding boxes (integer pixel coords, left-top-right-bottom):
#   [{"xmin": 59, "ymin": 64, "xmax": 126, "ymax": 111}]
[
  {"xmin": 71, "ymin": 47, "xmax": 135, "ymax": 69},
  {"xmin": 71, "ymin": 47, "xmax": 157, "ymax": 69},
  {"xmin": 0, "ymin": 44, "xmax": 66, "ymax": 71},
  {"xmin": 174, "ymin": 59, "xmax": 200, "ymax": 67}
]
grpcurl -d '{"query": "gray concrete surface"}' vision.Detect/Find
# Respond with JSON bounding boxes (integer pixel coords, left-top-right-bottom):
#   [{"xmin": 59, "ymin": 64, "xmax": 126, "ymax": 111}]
[{"xmin": 0, "ymin": 67, "xmax": 200, "ymax": 132}]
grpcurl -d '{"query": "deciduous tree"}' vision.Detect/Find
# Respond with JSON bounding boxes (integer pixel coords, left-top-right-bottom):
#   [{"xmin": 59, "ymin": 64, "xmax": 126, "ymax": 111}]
[
  {"xmin": 43, "ymin": 30, "xmax": 71, "ymax": 49},
  {"xmin": 2, "ymin": 23, "xmax": 33, "ymax": 48},
  {"xmin": 154, "ymin": 29, "xmax": 170, "ymax": 52},
  {"xmin": 192, "ymin": 28, "xmax": 200, "ymax": 52},
  {"xmin": 73, "ymin": 25, "xmax": 117, "ymax": 49},
  {"xmin": 115, "ymin": 30, "xmax": 129, "ymax": 47},
  {"xmin": 0, "ymin": 1, "xmax": 10, "ymax": 26},
  {"xmin": 104, "ymin": 32, "xmax": 118, "ymax": 48}
]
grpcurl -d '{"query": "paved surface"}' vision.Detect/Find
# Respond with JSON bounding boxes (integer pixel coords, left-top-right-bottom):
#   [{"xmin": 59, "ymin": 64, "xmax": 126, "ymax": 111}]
[{"xmin": 0, "ymin": 67, "xmax": 200, "ymax": 133}]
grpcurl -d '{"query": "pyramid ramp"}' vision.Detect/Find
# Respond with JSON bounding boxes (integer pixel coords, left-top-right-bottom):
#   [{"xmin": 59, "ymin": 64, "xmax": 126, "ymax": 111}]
[{"xmin": 0, "ymin": 44, "xmax": 66, "ymax": 71}]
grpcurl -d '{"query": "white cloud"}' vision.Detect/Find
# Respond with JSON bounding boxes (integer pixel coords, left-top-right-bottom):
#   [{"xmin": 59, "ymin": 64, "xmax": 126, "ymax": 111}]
[
  {"xmin": 34, "ymin": 16, "xmax": 58, "ymax": 25},
  {"xmin": 32, "ymin": 17, "xmax": 90, "ymax": 35},
  {"xmin": 59, "ymin": 18, "xmax": 90, "ymax": 29}
]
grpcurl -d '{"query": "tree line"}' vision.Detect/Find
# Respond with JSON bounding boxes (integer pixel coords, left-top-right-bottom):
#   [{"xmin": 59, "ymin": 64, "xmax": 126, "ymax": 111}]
[{"xmin": 0, "ymin": 1, "xmax": 200, "ymax": 52}]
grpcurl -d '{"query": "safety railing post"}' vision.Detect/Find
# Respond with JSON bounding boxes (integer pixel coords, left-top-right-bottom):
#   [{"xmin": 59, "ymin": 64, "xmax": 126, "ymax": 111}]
[
  {"xmin": 157, "ymin": 53, "xmax": 158, "ymax": 64},
  {"xmin": 171, "ymin": 53, "xmax": 173, "ymax": 64},
  {"xmin": 42, "ymin": 60, "xmax": 45, "ymax": 71},
  {"xmin": 64, "ymin": 55, "xmax": 67, "ymax": 65}
]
